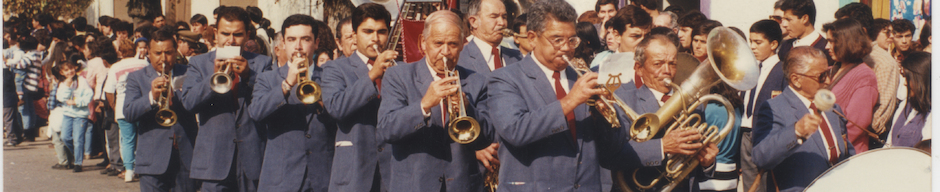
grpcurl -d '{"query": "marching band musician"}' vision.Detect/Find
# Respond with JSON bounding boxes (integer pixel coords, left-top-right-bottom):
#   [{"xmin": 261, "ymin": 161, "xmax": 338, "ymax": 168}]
[
  {"xmin": 459, "ymin": 0, "xmax": 524, "ymax": 75},
  {"xmin": 248, "ymin": 14, "xmax": 337, "ymax": 192},
  {"xmin": 376, "ymin": 10, "xmax": 494, "ymax": 192},
  {"xmin": 752, "ymin": 46, "xmax": 854, "ymax": 192},
  {"xmin": 123, "ymin": 29, "xmax": 198, "ymax": 192},
  {"xmin": 180, "ymin": 6, "xmax": 273, "ymax": 192},
  {"xmin": 321, "ymin": 3, "xmax": 402, "ymax": 192}
]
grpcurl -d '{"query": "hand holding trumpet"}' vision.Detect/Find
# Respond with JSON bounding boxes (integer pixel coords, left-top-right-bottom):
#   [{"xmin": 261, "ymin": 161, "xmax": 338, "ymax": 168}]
[
  {"xmin": 214, "ymin": 56, "xmax": 249, "ymax": 77},
  {"xmin": 369, "ymin": 44, "xmax": 399, "ymax": 81},
  {"xmin": 285, "ymin": 52, "xmax": 309, "ymax": 87}
]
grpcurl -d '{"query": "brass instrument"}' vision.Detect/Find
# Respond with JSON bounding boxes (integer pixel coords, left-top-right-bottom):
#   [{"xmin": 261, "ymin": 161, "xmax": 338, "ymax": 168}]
[
  {"xmin": 209, "ymin": 60, "xmax": 233, "ymax": 94},
  {"xmin": 484, "ymin": 163, "xmax": 499, "ymax": 192},
  {"xmin": 445, "ymin": 57, "xmax": 481, "ymax": 144},
  {"xmin": 155, "ymin": 62, "xmax": 178, "ymax": 127},
  {"xmin": 373, "ymin": 44, "xmax": 398, "ymax": 67},
  {"xmin": 563, "ymin": 55, "xmax": 642, "ymax": 128},
  {"xmin": 294, "ymin": 52, "xmax": 321, "ymax": 104},
  {"xmin": 500, "ymin": 28, "xmax": 515, "ymax": 37},
  {"xmin": 614, "ymin": 27, "xmax": 759, "ymax": 192}
]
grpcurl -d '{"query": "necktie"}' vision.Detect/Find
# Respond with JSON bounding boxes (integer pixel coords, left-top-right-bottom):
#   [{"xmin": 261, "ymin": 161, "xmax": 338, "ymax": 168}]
[
  {"xmin": 437, "ymin": 73, "xmax": 448, "ymax": 124},
  {"xmin": 745, "ymin": 62, "xmax": 764, "ymax": 117},
  {"xmin": 810, "ymin": 103, "xmax": 839, "ymax": 164},
  {"xmin": 368, "ymin": 60, "xmax": 382, "ymax": 97},
  {"xmin": 661, "ymin": 95, "xmax": 671, "ymax": 103},
  {"xmin": 554, "ymin": 71, "xmax": 577, "ymax": 141},
  {"xmin": 492, "ymin": 47, "xmax": 503, "ymax": 70},
  {"xmin": 634, "ymin": 74, "xmax": 644, "ymax": 89}
]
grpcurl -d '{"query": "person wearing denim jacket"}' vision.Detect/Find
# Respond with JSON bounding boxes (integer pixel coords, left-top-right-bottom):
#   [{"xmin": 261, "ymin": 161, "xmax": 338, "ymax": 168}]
[{"xmin": 57, "ymin": 71, "xmax": 94, "ymax": 172}]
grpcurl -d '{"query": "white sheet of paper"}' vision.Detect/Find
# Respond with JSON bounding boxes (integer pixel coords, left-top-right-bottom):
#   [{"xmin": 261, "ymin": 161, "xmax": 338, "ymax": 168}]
[
  {"xmin": 598, "ymin": 52, "xmax": 636, "ymax": 86},
  {"xmin": 215, "ymin": 46, "xmax": 240, "ymax": 60}
]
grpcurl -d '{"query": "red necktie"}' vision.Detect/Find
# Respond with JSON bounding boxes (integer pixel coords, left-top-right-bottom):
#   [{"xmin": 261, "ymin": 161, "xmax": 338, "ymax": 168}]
[
  {"xmin": 660, "ymin": 95, "xmax": 671, "ymax": 103},
  {"xmin": 634, "ymin": 74, "xmax": 644, "ymax": 89},
  {"xmin": 554, "ymin": 71, "xmax": 577, "ymax": 141},
  {"xmin": 437, "ymin": 73, "xmax": 448, "ymax": 124},
  {"xmin": 492, "ymin": 47, "xmax": 503, "ymax": 70},
  {"xmin": 810, "ymin": 103, "xmax": 839, "ymax": 164},
  {"xmin": 368, "ymin": 60, "xmax": 381, "ymax": 97}
]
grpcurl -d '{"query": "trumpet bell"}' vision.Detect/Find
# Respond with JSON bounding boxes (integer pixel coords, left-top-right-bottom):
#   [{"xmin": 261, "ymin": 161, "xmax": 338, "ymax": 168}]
[
  {"xmin": 296, "ymin": 81, "xmax": 322, "ymax": 104},
  {"xmin": 448, "ymin": 116, "xmax": 480, "ymax": 144},
  {"xmin": 156, "ymin": 109, "xmax": 177, "ymax": 127},
  {"xmin": 210, "ymin": 72, "xmax": 233, "ymax": 94}
]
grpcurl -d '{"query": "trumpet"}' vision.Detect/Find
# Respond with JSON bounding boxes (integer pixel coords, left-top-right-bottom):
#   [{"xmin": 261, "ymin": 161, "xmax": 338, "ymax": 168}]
[
  {"xmin": 444, "ymin": 57, "xmax": 481, "ymax": 144},
  {"xmin": 372, "ymin": 44, "xmax": 397, "ymax": 67},
  {"xmin": 155, "ymin": 62, "xmax": 178, "ymax": 127},
  {"xmin": 562, "ymin": 55, "xmax": 641, "ymax": 128},
  {"xmin": 209, "ymin": 60, "xmax": 233, "ymax": 94},
  {"xmin": 500, "ymin": 28, "xmax": 515, "ymax": 37},
  {"xmin": 294, "ymin": 52, "xmax": 321, "ymax": 104}
]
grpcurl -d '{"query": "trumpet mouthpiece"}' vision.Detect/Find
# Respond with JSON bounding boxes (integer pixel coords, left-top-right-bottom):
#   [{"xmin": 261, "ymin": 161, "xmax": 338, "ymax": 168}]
[
  {"xmin": 500, "ymin": 28, "xmax": 514, "ymax": 36},
  {"xmin": 372, "ymin": 44, "xmax": 381, "ymax": 52}
]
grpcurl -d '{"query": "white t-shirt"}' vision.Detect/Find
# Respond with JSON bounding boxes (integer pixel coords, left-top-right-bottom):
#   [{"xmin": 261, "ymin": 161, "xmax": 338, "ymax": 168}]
[{"xmin": 103, "ymin": 58, "xmax": 149, "ymax": 120}]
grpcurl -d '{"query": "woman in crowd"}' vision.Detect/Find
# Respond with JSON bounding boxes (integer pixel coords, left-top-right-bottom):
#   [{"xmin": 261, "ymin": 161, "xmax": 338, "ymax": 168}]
[
  {"xmin": 823, "ymin": 18, "xmax": 878, "ymax": 153},
  {"xmin": 700, "ymin": 83, "xmax": 743, "ymax": 192},
  {"xmin": 56, "ymin": 52, "xmax": 94, "ymax": 172},
  {"xmin": 887, "ymin": 51, "xmax": 931, "ymax": 147},
  {"xmin": 574, "ymin": 22, "xmax": 603, "ymax": 65}
]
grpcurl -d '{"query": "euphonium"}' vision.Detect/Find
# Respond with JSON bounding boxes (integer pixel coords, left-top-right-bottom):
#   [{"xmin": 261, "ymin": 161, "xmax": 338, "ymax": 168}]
[
  {"xmin": 155, "ymin": 62, "xmax": 178, "ymax": 127},
  {"xmin": 294, "ymin": 52, "xmax": 321, "ymax": 104},
  {"xmin": 563, "ymin": 55, "xmax": 641, "ymax": 128},
  {"xmin": 445, "ymin": 58, "xmax": 481, "ymax": 144},
  {"xmin": 209, "ymin": 60, "xmax": 233, "ymax": 94}
]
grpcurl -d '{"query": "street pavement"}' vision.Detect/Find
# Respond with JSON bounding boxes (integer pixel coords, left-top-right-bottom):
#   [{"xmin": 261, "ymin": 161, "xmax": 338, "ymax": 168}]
[{"xmin": 3, "ymin": 127, "xmax": 140, "ymax": 192}]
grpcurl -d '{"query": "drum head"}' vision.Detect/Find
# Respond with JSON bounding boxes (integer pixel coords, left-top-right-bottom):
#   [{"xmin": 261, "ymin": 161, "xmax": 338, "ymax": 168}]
[{"xmin": 805, "ymin": 148, "xmax": 930, "ymax": 192}]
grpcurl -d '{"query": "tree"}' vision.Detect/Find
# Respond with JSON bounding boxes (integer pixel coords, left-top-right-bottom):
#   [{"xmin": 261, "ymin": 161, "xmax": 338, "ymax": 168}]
[{"xmin": 3, "ymin": 0, "xmax": 93, "ymax": 19}]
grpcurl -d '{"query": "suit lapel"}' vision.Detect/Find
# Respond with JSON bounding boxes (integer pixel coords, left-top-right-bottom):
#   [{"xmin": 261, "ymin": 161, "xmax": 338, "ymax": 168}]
[
  {"xmin": 415, "ymin": 59, "xmax": 432, "ymax": 102},
  {"xmin": 636, "ymin": 85, "xmax": 660, "ymax": 114},
  {"xmin": 466, "ymin": 42, "xmax": 486, "ymax": 72},
  {"xmin": 347, "ymin": 53, "xmax": 369, "ymax": 78},
  {"xmin": 520, "ymin": 58, "xmax": 557, "ymax": 105},
  {"xmin": 781, "ymin": 88, "xmax": 829, "ymax": 155}
]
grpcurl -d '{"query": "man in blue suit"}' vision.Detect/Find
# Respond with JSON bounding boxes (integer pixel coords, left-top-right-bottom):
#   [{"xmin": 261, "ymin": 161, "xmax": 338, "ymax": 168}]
[
  {"xmin": 752, "ymin": 47, "xmax": 854, "ymax": 192},
  {"xmin": 249, "ymin": 14, "xmax": 337, "ymax": 192},
  {"xmin": 377, "ymin": 10, "xmax": 494, "ymax": 192},
  {"xmin": 180, "ymin": 7, "xmax": 272, "ymax": 192},
  {"xmin": 322, "ymin": 3, "xmax": 400, "ymax": 192},
  {"xmin": 459, "ymin": 0, "xmax": 523, "ymax": 76},
  {"xmin": 124, "ymin": 29, "xmax": 198, "ymax": 192},
  {"xmin": 740, "ymin": 19, "xmax": 787, "ymax": 192}
]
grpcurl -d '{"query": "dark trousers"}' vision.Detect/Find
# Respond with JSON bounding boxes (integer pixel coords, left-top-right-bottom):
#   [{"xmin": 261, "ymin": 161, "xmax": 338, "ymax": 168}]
[
  {"xmin": 740, "ymin": 130, "xmax": 766, "ymax": 192},
  {"xmin": 103, "ymin": 117, "xmax": 123, "ymax": 170},
  {"xmin": 199, "ymin": 149, "xmax": 258, "ymax": 192},
  {"xmin": 140, "ymin": 148, "xmax": 197, "ymax": 192},
  {"xmin": 3, "ymin": 106, "xmax": 22, "ymax": 144}
]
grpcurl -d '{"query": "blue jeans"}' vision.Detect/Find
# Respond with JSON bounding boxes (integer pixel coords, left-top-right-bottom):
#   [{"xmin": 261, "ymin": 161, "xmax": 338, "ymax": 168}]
[
  {"xmin": 85, "ymin": 121, "xmax": 93, "ymax": 155},
  {"xmin": 61, "ymin": 116, "xmax": 88, "ymax": 165},
  {"xmin": 13, "ymin": 70, "xmax": 33, "ymax": 134},
  {"xmin": 117, "ymin": 119, "xmax": 137, "ymax": 171}
]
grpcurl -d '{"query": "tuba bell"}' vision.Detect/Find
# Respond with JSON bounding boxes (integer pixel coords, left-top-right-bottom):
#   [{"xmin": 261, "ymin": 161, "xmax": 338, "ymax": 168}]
[
  {"xmin": 445, "ymin": 57, "xmax": 481, "ymax": 144},
  {"xmin": 209, "ymin": 60, "xmax": 233, "ymax": 94},
  {"xmin": 155, "ymin": 62, "xmax": 178, "ymax": 127},
  {"xmin": 294, "ymin": 52, "xmax": 321, "ymax": 104}
]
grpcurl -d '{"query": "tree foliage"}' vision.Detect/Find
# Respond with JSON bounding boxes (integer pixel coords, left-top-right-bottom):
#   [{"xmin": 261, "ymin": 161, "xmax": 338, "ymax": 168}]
[{"xmin": 3, "ymin": 0, "xmax": 93, "ymax": 19}]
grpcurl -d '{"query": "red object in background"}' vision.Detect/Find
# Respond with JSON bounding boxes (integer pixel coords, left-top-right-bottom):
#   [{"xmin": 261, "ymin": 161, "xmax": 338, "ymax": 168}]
[{"xmin": 401, "ymin": 19, "xmax": 426, "ymax": 63}]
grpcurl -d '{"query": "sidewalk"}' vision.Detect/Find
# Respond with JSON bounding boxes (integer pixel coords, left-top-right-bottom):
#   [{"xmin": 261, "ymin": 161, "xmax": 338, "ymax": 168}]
[{"xmin": 3, "ymin": 126, "xmax": 140, "ymax": 192}]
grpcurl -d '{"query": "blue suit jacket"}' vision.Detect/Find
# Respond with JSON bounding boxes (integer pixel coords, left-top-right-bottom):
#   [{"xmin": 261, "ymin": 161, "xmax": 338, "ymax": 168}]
[
  {"xmin": 123, "ymin": 64, "xmax": 198, "ymax": 176},
  {"xmin": 377, "ymin": 58, "xmax": 493, "ymax": 192},
  {"xmin": 752, "ymin": 87, "xmax": 855, "ymax": 192},
  {"xmin": 745, "ymin": 61, "xmax": 787, "ymax": 123},
  {"xmin": 249, "ymin": 64, "xmax": 336, "ymax": 192},
  {"xmin": 180, "ymin": 51, "xmax": 272, "ymax": 181},
  {"xmin": 458, "ymin": 41, "xmax": 523, "ymax": 76},
  {"xmin": 322, "ymin": 54, "xmax": 400, "ymax": 192}
]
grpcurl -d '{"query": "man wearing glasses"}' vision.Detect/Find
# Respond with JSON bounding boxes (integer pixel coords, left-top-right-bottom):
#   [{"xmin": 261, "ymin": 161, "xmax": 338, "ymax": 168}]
[{"xmin": 752, "ymin": 46, "xmax": 854, "ymax": 192}]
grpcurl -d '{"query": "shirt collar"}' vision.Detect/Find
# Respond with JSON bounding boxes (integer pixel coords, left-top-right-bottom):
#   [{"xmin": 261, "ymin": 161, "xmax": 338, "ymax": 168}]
[
  {"xmin": 533, "ymin": 55, "xmax": 568, "ymax": 93},
  {"xmin": 425, "ymin": 59, "xmax": 444, "ymax": 81},
  {"xmin": 355, "ymin": 51, "xmax": 373, "ymax": 70},
  {"xmin": 472, "ymin": 37, "xmax": 498, "ymax": 60},
  {"xmin": 762, "ymin": 54, "xmax": 780, "ymax": 70},
  {"xmin": 648, "ymin": 87, "xmax": 673, "ymax": 106},
  {"xmin": 788, "ymin": 86, "xmax": 813, "ymax": 110},
  {"xmin": 793, "ymin": 31, "xmax": 822, "ymax": 47}
]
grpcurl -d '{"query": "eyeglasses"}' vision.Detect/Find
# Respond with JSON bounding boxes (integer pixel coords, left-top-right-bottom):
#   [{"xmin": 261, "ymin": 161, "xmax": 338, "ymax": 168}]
[
  {"xmin": 795, "ymin": 67, "xmax": 833, "ymax": 83},
  {"xmin": 769, "ymin": 15, "xmax": 783, "ymax": 23},
  {"xmin": 538, "ymin": 33, "xmax": 581, "ymax": 49}
]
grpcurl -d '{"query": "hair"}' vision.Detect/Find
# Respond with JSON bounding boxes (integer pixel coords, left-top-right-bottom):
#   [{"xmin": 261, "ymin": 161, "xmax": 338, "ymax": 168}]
[
  {"xmin": 633, "ymin": 0, "xmax": 658, "ymax": 10},
  {"xmin": 135, "ymin": 24, "xmax": 156, "ymax": 40},
  {"xmin": 98, "ymin": 16, "xmax": 113, "ymax": 27},
  {"xmin": 783, "ymin": 46, "xmax": 826, "ymax": 77},
  {"xmin": 692, "ymin": 20, "xmax": 722, "ymax": 37},
  {"xmin": 609, "ymin": 5, "xmax": 653, "ymax": 35},
  {"xmin": 780, "ymin": 0, "xmax": 817, "ymax": 25},
  {"xmin": 648, "ymin": 26, "xmax": 681, "ymax": 48},
  {"xmin": 871, "ymin": 19, "xmax": 892, "ymax": 40},
  {"xmin": 578, "ymin": 11, "xmax": 600, "ymax": 24},
  {"xmin": 113, "ymin": 20, "xmax": 134, "ymax": 35},
  {"xmin": 574, "ymin": 22, "xmax": 602, "ymax": 64},
  {"xmin": 70, "ymin": 34, "xmax": 86, "ymax": 49},
  {"xmin": 710, "ymin": 82, "xmax": 743, "ymax": 109},
  {"xmin": 214, "ymin": 6, "xmax": 226, "ymax": 15},
  {"xmin": 822, "ymin": 18, "xmax": 871, "ymax": 64},
  {"xmin": 901, "ymin": 51, "xmax": 931, "ymax": 113},
  {"xmin": 892, "ymin": 19, "xmax": 916, "ymax": 34},
  {"xmin": 117, "ymin": 38, "xmax": 135, "ymax": 58},
  {"xmin": 217, "ymin": 6, "xmax": 255, "ymax": 37},
  {"xmin": 54, "ymin": 47, "xmax": 85, "ymax": 82},
  {"xmin": 315, "ymin": 46, "xmax": 335, "ymax": 62},
  {"xmin": 422, "ymin": 10, "xmax": 467, "ymax": 39},
  {"xmin": 774, "ymin": 0, "xmax": 785, "ymax": 9},
  {"xmin": 191, "ymin": 14, "xmax": 208, "ymax": 26},
  {"xmin": 635, "ymin": 33, "xmax": 678, "ymax": 66},
  {"xmin": 152, "ymin": 14, "xmax": 165, "ymax": 21},
  {"xmin": 18, "ymin": 35, "xmax": 38, "ymax": 51},
  {"xmin": 201, "ymin": 26, "xmax": 216, "ymax": 47},
  {"xmin": 33, "ymin": 14, "xmax": 51, "ymax": 26},
  {"xmin": 512, "ymin": 13, "xmax": 528, "ymax": 34},
  {"xmin": 335, "ymin": 17, "xmax": 352, "ymax": 40},
  {"xmin": 660, "ymin": 11, "xmax": 679, "ymax": 30},
  {"xmin": 150, "ymin": 28, "xmax": 178, "ymax": 48},
  {"xmin": 729, "ymin": 26, "xmax": 746, "ymax": 39},
  {"xmin": 33, "ymin": 29, "xmax": 51, "ymax": 47},
  {"xmin": 751, "ymin": 19, "xmax": 784, "ymax": 46},
  {"xmin": 50, "ymin": 28, "xmax": 69, "ymax": 41},
  {"xmin": 314, "ymin": 19, "xmax": 337, "ymax": 56},
  {"xmin": 71, "ymin": 17, "xmax": 87, "ymax": 32},
  {"xmin": 272, "ymin": 31, "xmax": 284, "ymax": 49},
  {"xmin": 834, "ymin": 3, "xmax": 873, "ymax": 32},
  {"xmin": 919, "ymin": 20, "xmax": 930, "ymax": 47},
  {"xmin": 92, "ymin": 37, "xmax": 119, "ymax": 64},
  {"xmin": 663, "ymin": 5, "xmax": 685, "ymax": 17},
  {"xmin": 526, "ymin": 0, "xmax": 578, "ymax": 33},
  {"xmin": 352, "ymin": 3, "xmax": 392, "ymax": 32},
  {"xmin": 246, "ymin": 6, "xmax": 264, "ymax": 23},
  {"xmin": 176, "ymin": 21, "xmax": 190, "ymax": 30},
  {"xmin": 467, "ymin": 0, "xmax": 487, "ymax": 17},
  {"xmin": 678, "ymin": 10, "xmax": 707, "ymax": 28},
  {"xmin": 281, "ymin": 14, "xmax": 319, "ymax": 38},
  {"xmin": 595, "ymin": 0, "xmax": 618, "ymax": 12}
]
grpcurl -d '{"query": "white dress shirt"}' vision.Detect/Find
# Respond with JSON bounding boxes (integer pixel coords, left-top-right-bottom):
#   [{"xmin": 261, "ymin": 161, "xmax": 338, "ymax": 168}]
[
  {"xmin": 533, "ymin": 56, "xmax": 569, "ymax": 93},
  {"xmin": 742, "ymin": 54, "xmax": 781, "ymax": 128},
  {"xmin": 790, "ymin": 86, "xmax": 840, "ymax": 161},
  {"xmin": 472, "ymin": 37, "xmax": 504, "ymax": 72}
]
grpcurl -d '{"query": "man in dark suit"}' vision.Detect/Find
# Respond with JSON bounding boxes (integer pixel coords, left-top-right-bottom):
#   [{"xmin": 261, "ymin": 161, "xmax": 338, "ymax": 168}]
[
  {"xmin": 376, "ymin": 10, "xmax": 493, "ymax": 192},
  {"xmin": 123, "ymin": 29, "xmax": 198, "ymax": 192},
  {"xmin": 248, "ymin": 14, "xmax": 337, "ymax": 192},
  {"xmin": 458, "ymin": 0, "xmax": 523, "ymax": 76},
  {"xmin": 180, "ymin": 7, "xmax": 272, "ymax": 192},
  {"xmin": 322, "ymin": 3, "xmax": 400, "ymax": 192},
  {"xmin": 776, "ymin": 0, "xmax": 827, "ymax": 61},
  {"xmin": 616, "ymin": 33, "xmax": 718, "ymax": 191},
  {"xmin": 752, "ymin": 47, "xmax": 854, "ymax": 192},
  {"xmin": 740, "ymin": 19, "xmax": 787, "ymax": 192}
]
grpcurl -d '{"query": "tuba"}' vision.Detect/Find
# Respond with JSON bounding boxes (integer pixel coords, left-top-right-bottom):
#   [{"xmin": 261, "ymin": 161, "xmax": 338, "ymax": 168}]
[
  {"xmin": 445, "ymin": 58, "xmax": 481, "ymax": 144},
  {"xmin": 209, "ymin": 60, "xmax": 233, "ymax": 94},
  {"xmin": 294, "ymin": 52, "xmax": 321, "ymax": 104},
  {"xmin": 155, "ymin": 62, "xmax": 178, "ymax": 127},
  {"xmin": 614, "ymin": 27, "xmax": 759, "ymax": 192},
  {"xmin": 563, "ymin": 55, "xmax": 642, "ymax": 128}
]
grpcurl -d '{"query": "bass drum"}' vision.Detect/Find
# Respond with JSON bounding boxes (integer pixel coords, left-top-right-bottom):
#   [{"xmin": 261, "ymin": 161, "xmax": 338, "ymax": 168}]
[{"xmin": 804, "ymin": 147, "xmax": 930, "ymax": 192}]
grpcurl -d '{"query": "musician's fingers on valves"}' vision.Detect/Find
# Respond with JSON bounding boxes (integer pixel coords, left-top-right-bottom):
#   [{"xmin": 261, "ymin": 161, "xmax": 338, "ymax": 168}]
[
  {"xmin": 663, "ymin": 129, "xmax": 705, "ymax": 156},
  {"xmin": 420, "ymin": 76, "xmax": 459, "ymax": 110},
  {"xmin": 569, "ymin": 72, "xmax": 605, "ymax": 103}
]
